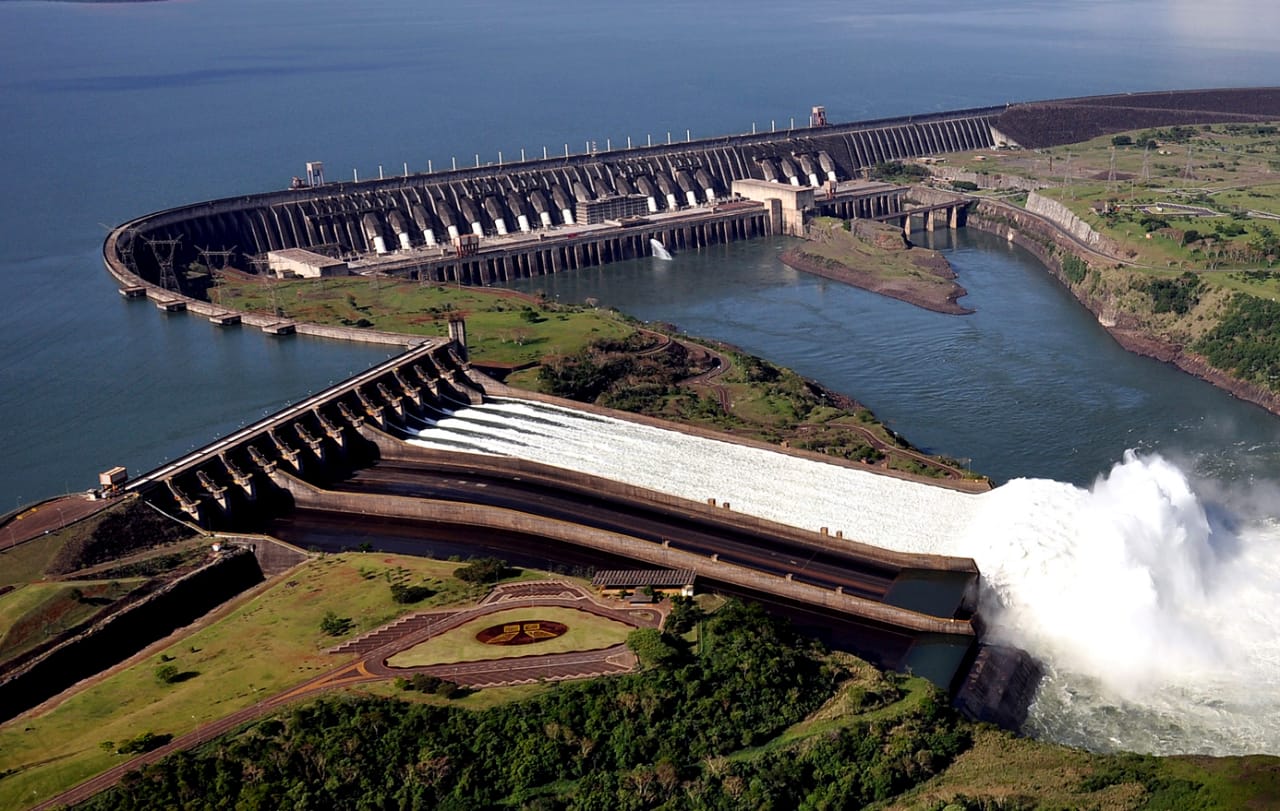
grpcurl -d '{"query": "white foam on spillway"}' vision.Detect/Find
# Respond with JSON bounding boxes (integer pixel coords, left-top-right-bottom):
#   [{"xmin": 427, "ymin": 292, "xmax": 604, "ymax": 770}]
[
  {"xmin": 413, "ymin": 397, "xmax": 978, "ymax": 548},
  {"xmin": 407, "ymin": 398, "xmax": 1280, "ymax": 756}
]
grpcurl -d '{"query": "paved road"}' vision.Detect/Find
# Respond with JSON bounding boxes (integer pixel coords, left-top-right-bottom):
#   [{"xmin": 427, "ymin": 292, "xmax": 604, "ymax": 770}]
[{"xmin": 0, "ymin": 495, "xmax": 112, "ymax": 553}]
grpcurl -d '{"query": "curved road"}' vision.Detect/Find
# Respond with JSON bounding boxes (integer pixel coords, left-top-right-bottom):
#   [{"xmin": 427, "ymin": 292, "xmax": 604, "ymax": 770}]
[{"xmin": 32, "ymin": 583, "xmax": 654, "ymax": 811}]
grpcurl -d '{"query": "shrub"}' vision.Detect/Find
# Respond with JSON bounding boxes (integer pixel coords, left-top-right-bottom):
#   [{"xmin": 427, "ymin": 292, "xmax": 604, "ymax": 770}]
[
  {"xmin": 1147, "ymin": 272, "xmax": 1203, "ymax": 314},
  {"xmin": 116, "ymin": 731, "xmax": 172, "ymax": 755},
  {"xmin": 1061, "ymin": 254, "xmax": 1088, "ymax": 285},
  {"xmin": 320, "ymin": 611, "xmax": 353, "ymax": 636},
  {"xmin": 390, "ymin": 582, "xmax": 434, "ymax": 604}
]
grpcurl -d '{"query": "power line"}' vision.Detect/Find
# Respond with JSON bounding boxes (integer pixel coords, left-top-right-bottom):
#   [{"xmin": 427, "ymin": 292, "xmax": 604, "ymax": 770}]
[{"xmin": 144, "ymin": 236, "xmax": 183, "ymax": 293}]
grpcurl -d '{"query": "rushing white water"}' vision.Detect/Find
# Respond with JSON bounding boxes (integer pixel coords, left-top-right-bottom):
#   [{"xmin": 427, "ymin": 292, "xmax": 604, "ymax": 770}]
[
  {"xmin": 961, "ymin": 453, "xmax": 1280, "ymax": 755},
  {"xmin": 649, "ymin": 239, "xmax": 673, "ymax": 261},
  {"xmin": 408, "ymin": 399, "xmax": 1280, "ymax": 756}
]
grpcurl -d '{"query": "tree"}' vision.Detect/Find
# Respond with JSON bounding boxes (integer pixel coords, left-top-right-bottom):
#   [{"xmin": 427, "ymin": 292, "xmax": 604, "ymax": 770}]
[
  {"xmin": 453, "ymin": 557, "xmax": 511, "ymax": 584},
  {"xmin": 626, "ymin": 628, "xmax": 682, "ymax": 668},
  {"xmin": 664, "ymin": 595, "xmax": 706, "ymax": 635},
  {"xmin": 320, "ymin": 611, "xmax": 353, "ymax": 636}
]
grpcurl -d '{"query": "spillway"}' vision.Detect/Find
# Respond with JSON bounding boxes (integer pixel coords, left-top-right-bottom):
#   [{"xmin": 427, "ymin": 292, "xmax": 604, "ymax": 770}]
[
  {"xmin": 410, "ymin": 397, "xmax": 981, "ymax": 550},
  {"xmin": 410, "ymin": 399, "xmax": 1280, "ymax": 756}
]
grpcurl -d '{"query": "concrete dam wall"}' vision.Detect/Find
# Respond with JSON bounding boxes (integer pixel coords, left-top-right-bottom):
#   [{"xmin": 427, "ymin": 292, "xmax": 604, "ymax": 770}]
[
  {"xmin": 107, "ymin": 107, "xmax": 1001, "ymax": 286},
  {"xmin": 122, "ymin": 340, "xmax": 987, "ymax": 680},
  {"xmin": 104, "ymin": 87, "xmax": 1280, "ymax": 295}
]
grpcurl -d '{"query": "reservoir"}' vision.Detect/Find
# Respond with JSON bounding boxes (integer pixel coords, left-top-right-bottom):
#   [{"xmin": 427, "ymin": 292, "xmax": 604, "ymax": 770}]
[{"xmin": 5, "ymin": 0, "xmax": 1280, "ymax": 504}]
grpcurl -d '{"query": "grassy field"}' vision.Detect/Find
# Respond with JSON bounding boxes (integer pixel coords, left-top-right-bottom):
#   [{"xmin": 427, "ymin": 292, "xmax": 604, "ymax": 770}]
[
  {"xmin": 0, "ymin": 533, "xmax": 64, "ymax": 589},
  {"xmin": 887, "ymin": 727, "xmax": 1280, "ymax": 810},
  {"xmin": 0, "ymin": 580, "xmax": 141, "ymax": 664},
  {"xmin": 386, "ymin": 605, "xmax": 635, "ymax": 667},
  {"xmin": 0, "ymin": 552, "xmax": 546, "ymax": 810},
  {"xmin": 954, "ymin": 122, "xmax": 1280, "ymax": 276},
  {"xmin": 215, "ymin": 276, "xmax": 635, "ymax": 366}
]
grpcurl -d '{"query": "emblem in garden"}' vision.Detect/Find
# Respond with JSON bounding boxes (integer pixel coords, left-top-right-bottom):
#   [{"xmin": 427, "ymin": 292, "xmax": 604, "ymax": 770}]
[{"xmin": 475, "ymin": 620, "xmax": 568, "ymax": 646}]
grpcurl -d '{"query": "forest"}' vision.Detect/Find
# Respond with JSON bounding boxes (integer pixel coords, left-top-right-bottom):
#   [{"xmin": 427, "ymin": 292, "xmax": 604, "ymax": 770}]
[{"xmin": 1194, "ymin": 293, "xmax": 1280, "ymax": 390}]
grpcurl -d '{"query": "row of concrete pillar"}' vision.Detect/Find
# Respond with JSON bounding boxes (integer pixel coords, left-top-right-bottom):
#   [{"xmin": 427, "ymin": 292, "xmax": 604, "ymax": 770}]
[
  {"xmin": 161, "ymin": 346, "xmax": 482, "ymax": 525},
  {"xmin": 814, "ymin": 193, "xmax": 903, "ymax": 221},
  {"xmin": 418, "ymin": 212, "xmax": 767, "ymax": 286},
  {"xmin": 896, "ymin": 204, "xmax": 968, "ymax": 235}
]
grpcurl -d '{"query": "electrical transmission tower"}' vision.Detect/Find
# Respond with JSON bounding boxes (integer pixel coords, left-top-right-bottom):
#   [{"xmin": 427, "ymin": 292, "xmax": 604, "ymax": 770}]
[
  {"xmin": 1063, "ymin": 151, "xmax": 1074, "ymax": 199},
  {"xmin": 249, "ymin": 256, "xmax": 282, "ymax": 318},
  {"xmin": 1183, "ymin": 145, "xmax": 1195, "ymax": 180},
  {"xmin": 197, "ymin": 247, "xmax": 236, "ymax": 305},
  {"xmin": 145, "ymin": 236, "xmax": 183, "ymax": 293},
  {"xmin": 1141, "ymin": 143, "xmax": 1151, "ymax": 183},
  {"xmin": 118, "ymin": 228, "xmax": 138, "ymax": 273},
  {"xmin": 1108, "ymin": 147, "xmax": 1117, "ymax": 191}
]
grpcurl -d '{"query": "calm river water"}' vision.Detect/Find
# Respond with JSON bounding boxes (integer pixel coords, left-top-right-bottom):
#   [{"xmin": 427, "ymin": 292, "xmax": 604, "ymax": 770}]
[{"xmin": 511, "ymin": 231, "xmax": 1280, "ymax": 486}]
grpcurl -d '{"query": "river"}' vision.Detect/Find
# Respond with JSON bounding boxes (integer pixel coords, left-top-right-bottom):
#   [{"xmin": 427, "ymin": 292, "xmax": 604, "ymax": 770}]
[{"xmin": 4, "ymin": 0, "xmax": 1280, "ymax": 755}]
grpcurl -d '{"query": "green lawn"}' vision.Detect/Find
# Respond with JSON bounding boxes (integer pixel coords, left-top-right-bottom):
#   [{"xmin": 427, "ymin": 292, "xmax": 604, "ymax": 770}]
[
  {"xmin": 0, "ymin": 533, "xmax": 64, "ymax": 588},
  {"xmin": 216, "ymin": 277, "xmax": 635, "ymax": 365},
  {"xmin": 0, "ymin": 581, "xmax": 141, "ymax": 664},
  {"xmin": 0, "ymin": 552, "xmax": 536, "ymax": 810},
  {"xmin": 386, "ymin": 605, "xmax": 635, "ymax": 667}
]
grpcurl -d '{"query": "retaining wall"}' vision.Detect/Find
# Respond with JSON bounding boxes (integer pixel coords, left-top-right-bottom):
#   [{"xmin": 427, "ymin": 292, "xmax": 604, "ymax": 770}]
[
  {"xmin": 0, "ymin": 548, "xmax": 264, "ymax": 723},
  {"xmin": 272, "ymin": 470, "xmax": 971, "ymax": 637}
]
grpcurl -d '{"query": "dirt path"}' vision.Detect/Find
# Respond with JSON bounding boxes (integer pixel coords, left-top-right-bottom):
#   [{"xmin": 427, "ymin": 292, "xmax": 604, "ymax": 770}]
[{"xmin": 675, "ymin": 340, "xmax": 733, "ymax": 412}]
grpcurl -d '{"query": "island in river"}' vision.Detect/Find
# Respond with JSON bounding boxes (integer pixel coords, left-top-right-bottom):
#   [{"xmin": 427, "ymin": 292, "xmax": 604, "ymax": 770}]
[{"xmin": 780, "ymin": 217, "xmax": 973, "ymax": 315}]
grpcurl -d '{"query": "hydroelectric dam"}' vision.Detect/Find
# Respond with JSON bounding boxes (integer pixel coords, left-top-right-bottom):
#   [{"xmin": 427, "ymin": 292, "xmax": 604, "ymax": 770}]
[
  {"xmin": 115, "ymin": 337, "xmax": 1036, "ymax": 723},
  {"xmin": 104, "ymin": 104, "xmax": 993, "ymax": 300},
  {"xmin": 103, "ymin": 87, "xmax": 1280, "ymax": 311},
  {"xmin": 97, "ymin": 87, "xmax": 1280, "ymax": 729}
]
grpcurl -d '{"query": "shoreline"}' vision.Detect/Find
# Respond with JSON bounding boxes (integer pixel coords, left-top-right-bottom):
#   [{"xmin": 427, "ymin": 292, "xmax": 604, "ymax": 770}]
[
  {"xmin": 967, "ymin": 201, "xmax": 1280, "ymax": 420},
  {"xmin": 778, "ymin": 233, "xmax": 974, "ymax": 316}
]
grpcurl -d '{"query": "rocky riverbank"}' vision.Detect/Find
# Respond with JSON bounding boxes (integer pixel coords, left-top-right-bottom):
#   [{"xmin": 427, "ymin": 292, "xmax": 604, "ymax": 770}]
[{"xmin": 969, "ymin": 200, "xmax": 1280, "ymax": 419}]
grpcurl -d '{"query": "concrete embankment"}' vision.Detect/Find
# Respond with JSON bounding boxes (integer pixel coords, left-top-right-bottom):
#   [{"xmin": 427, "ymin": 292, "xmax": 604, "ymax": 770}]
[
  {"xmin": 360, "ymin": 424, "xmax": 979, "ymax": 577},
  {"xmin": 968, "ymin": 198, "xmax": 1280, "ymax": 418},
  {"xmin": 271, "ymin": 470, "xmax": 972, "ymax": 639},
  {"xmin": 0, "ymin": 548, "xmax": 264, "ymax": 724}
]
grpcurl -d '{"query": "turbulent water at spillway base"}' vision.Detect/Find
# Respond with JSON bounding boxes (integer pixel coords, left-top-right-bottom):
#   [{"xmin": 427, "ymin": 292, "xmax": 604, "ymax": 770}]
[{"xmin": 409, "ymin": 398, "xmax": 1280, "ymax": 756}]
